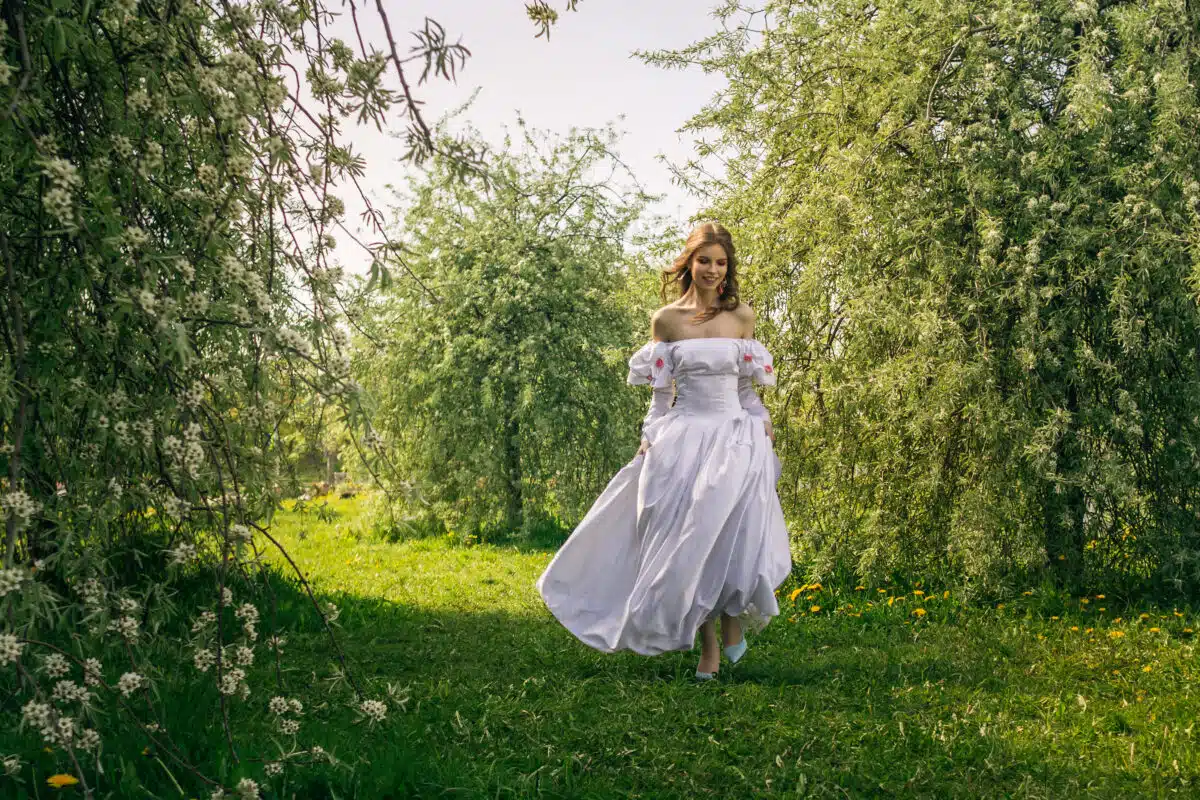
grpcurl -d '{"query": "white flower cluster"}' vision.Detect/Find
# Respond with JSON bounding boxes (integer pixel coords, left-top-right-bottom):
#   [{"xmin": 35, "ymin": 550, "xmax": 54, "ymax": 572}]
[
  {"xmin": 359, "ymin": 699, "xmax": 387, "ymax": 724},
  {"xmin": 2, "ymin": 754, "xmax": 21, "ymax": 776},
  {"xmin": 51, "ymin": 679, "xmax": 91, "ymax": 704},
  {"xmin": 163, "ymin": 422, "xmax": 205, "ymax": 478},
  {"xmin": 42, "ymin": 653, "xmax": 70, "ymax": 678},
  {"xmin": 83, "ymin": 658, "xmax": 103, "ymax": 688},
  {"xmin": 193, "ymin": 647, "xmax": 216, "ymax": 672},
  {"xmin": 0, "ymin": 633, "xmax": 24, "ymax": 666},
  {"xmin": 1, "ymin": 490, "xmax": 41, "ymax": 531},
  {"xmin": 161, "ymin": 493, "xmax": 190, "ymax": 519},
  {"xmin": 20, "ymin": 702, "xmax": 97, "ymax": 750},
  {"xmin": 39, "ymin": 156, "xmax": 83, "ymax": 232},
  {"xmin": 322, "ymin": 602, "xmax": 339, "ymax": 623},
  {"xmin": 218, "ymin": 666, "xmax": 249, "ymax": 698},
  {"xmin": 276, "ymin": 327, "xmax": 313, "ymax": 358},
  {"xmin": 182, "ymin": 381, "xmax": 205, "ymax": 408},
  {"xmin": 237, "ymin": 778, "xmax": 261, "ymax": 799},
  {"xmin": 167, "ymin": 541, "xmax": 197, "ymax": 566},
  {"xmin": 0, "ymin": 568, "xmax": 27, "ymax": 598},
  {"xmin": 192, "ymin": 610, "xmax": 217, "ymax": 632},
  {"xmin": 236, "ymin": 603, "xmax": 259, "ymax": 641},
  {"xmin": 264, "ymin": 761, "xmax": 284, "ymax": 776},
  {"xmin": 107, "ymin": 613, "xmax": 141, "ymax": 642},
  {"xmin": 79, "ymin": 578, "xmax": 106, "ymax": 611},
  {"xmin": 117, "ymin": 671, "xmax": 145, "ymax": 697},
  {"xmin": 229, "ymin": 523, "xmax": 253, "ymax": 543},
  {"xmin": 232, "ymin": 644, "xmax": 254, "ymax": 667},
  {"xmin": 132, "ymin": 419, "xmax": 154, "ymax": 448}
]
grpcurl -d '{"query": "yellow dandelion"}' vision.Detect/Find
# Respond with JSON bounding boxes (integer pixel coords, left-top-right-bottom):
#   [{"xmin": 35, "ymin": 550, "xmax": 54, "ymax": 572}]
[
  {"xmin": 943, "ymin": 590, "xmax": 950, "ymax": 599},
  {"xmin": 1080, "ymin": 598, "xmax": 1089, "ymax": 605},
  {"xmin": 913, "ymin": 590, "xmax": 925, "ymax": 596},
  {"xmin": 1112, "ymin": 669, "xmax": 1120, "ymax": 675},
  {"xmin": 1070, "ymin": 625, "xmax": 1079, "ymax": 631},
  {"xmin": 810, "ymin": 605, "xmax": 822, "ymax": 613},
  {"xmin": 789, "ymin": 588, "xmax": 802, "ymax": 602},
  {"xmin": 855, "ymin": 585, "xmax": 865, "ymax": 591},
  {"xmin": 1037, "ymin": 634, "xmax": 1045, "ymax": 640},
  {"xmin": 1023, "ymin": 590, "xmax": 1034, "ymax": 596},
  {"xmin": 788, "ymin": 616, "xmax": 797, "ymax": 623},
  {"xmin": 1184, "ymin": 628, "xmax": 1194, "ymax": 634},
  {"xmin": 912, "ymin": 608, "xmax": 926, "ymax": 617},
  {"xmin": 1142, "ymin": 665, "xmax": 1152, "ymax": 673},
  {"xmin": 1057, "ymin": 554, "xmax": 1066, "ymax": 561},
  {"xmin": 1149, "ymin": 627, "xmax": 1160, "ymax": 633},
  {"xmin": 1174, "ymin": 611, "xmax": 1183, "ymax": 618},
  {"xmin": 887, "ymin": 596, "xmax": 895, "ymax": 607},
  {"xmin": 1098, "ymin": 607, "xmax": 1106, "ymax": 612},
  {"xmin": 1139, "ymin": 613, "xmax": 1150, "ymax": 620},
  {"xmin": 877, "ymin": 588, "xmax": 886, "ymax": 594},
  {"xmin": 1113, "ymin": 617, "xmax": 1123, "ymax": 624},
  {"xmin": 1085, "ymin": 627, "xmax": 1094, "ymax": 633},
  {"xmin": 811, "ymin": 583, "xmax": 823, "ymax": 591},
  {"xmin": 1109, "ymin": 630, "xmax": 1125, "ymax": 639},
  {"xmin": 47, "ymin": 774, "xmax": 79, "ymax": 788},
  {"xmin": 1051, "ymin": 616, "xmax": 1059, "ymax": 620},
  {"xmin": 996, "ymin": 603, "xmax": 1005, "ymax": 610},
  {"xmin": 1096, "ymin": 594, "xmax": 1106, "ymax": 600}
]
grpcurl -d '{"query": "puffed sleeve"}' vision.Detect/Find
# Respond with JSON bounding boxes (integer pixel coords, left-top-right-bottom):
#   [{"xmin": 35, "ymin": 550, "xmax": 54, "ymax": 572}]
[
  {"xmin": 738, "ymin": 339, "xmax": 776, "ymax": 386},
  {"xmin": 626, "ymin": 341, "xmax": 674, "ymax": 388},
  {"xmin": 627, "ymin": 341, "xmax": 675, "ymax": 446}
]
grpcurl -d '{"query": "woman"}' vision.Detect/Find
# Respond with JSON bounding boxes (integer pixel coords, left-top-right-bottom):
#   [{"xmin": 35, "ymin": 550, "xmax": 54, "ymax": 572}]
[{"xmin": 536, "ymin": 222, "xmax": 791, "ymax": 679}]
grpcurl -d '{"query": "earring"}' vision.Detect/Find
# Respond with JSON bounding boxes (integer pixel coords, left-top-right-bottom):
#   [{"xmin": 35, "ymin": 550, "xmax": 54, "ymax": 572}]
[{"xmin": 718, "ymin": 280, "xmax": 726, "ymax": 295}]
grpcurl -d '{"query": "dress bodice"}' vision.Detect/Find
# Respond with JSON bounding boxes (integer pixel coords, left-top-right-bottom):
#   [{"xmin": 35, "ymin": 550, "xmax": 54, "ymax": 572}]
[{"xmin": 627, "ymin": 337, "xmax": 777, "ymax": 417}]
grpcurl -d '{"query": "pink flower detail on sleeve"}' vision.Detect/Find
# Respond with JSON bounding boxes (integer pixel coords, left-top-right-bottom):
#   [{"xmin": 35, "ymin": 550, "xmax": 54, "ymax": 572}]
[
  {"xmin": 743, "ymin": 354, "xmax": 753, "ymax": 362},
  {"xmin": 764, "ymin": 364, "xmax": 773, "ymax": 374},
  {"xmin": 654, "ymin": 358, "xmax": 664, "ymax": 369}
]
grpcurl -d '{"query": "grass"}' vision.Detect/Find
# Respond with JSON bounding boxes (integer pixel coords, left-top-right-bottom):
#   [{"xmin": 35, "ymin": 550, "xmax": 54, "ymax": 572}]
[
  {"xmin": 6, "ymin": 493, "xmax": 1199, "ymax": 798},
  {"xmin": 265, "ymin": 494, "xmax": 1200, "ymax": 798}
]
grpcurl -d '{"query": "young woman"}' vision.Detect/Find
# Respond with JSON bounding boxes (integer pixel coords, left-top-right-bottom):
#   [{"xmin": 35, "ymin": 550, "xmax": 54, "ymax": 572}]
[{"xmin": 537, "ymin": 222, "xmax": 791, "ymax": 679}]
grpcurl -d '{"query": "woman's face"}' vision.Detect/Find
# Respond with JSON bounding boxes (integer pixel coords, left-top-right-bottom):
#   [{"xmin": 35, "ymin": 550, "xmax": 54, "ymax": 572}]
[{"xmin": 690, "ymin": 243, "xmax": 728, "ymax": 291}]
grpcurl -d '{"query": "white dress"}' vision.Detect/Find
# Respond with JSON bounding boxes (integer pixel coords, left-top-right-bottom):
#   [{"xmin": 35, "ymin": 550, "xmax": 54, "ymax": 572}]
[{"xmin": 536, "ymin": 337, "xmax": 792, "ymax": 655}]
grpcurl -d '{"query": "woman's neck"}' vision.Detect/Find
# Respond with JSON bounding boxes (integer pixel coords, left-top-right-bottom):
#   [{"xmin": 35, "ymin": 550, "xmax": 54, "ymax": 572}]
[{"xmin": 679, "ymin": 285, "xmax": 721, "ymax": 309}]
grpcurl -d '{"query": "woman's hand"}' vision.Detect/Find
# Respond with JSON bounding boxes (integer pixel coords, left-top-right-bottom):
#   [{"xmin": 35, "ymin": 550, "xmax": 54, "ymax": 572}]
[
  {"xmin": 636, "ymin": 438, "xmax": 651, "ymax": 456},
  {"xmin": 764, "ymin": 419, "xmax": 775, "ymax": 444}
]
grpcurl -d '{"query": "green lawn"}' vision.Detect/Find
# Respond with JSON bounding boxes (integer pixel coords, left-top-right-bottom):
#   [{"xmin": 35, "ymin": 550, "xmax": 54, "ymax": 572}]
[{"xmin": 262, "ymin": 493, "xmax": 1200, "ymax": 799}]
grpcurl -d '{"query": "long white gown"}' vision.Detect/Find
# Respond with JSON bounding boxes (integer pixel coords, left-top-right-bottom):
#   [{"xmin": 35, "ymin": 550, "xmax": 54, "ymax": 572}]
[{"xmin": 536, "ymin": 337, "xmax": 792, "ymax": 655}]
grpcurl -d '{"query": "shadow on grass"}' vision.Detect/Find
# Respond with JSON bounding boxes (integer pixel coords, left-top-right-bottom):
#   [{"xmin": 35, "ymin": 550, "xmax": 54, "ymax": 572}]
[{"xmin": 267, "ymin": 578, "xmax": 1149, "ymax": 800}]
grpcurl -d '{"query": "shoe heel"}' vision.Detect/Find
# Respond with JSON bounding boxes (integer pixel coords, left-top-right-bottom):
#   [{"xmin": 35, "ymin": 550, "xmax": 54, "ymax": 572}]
[
  {"xmin": 724, "ymin": 638, "xmax": 748, "ymax": 664},
  {"xmin": 694, "ymin": 670, "xmax": 717, "ymax": 681}
]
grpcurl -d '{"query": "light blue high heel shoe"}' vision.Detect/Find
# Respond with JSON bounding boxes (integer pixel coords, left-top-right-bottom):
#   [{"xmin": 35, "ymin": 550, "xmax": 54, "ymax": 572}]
[
  {"xmin": 724, "ymin": 637, "xmax": 748, "ymax": 664},
  {"xmin": 694, "ymin": 669, "xmax": 717, "ymax": 681}
]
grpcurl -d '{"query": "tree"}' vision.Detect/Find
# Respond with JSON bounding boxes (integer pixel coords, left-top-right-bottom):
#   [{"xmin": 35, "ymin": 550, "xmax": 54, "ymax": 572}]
[
  {"xmin": 357, "ymin": 122, "xmax": 653, "ymax": 538},
  {"xmin": 0, "ymin": 0, "xmax": 584, "ymax": 793},
  {"xmin": 649, "ymin": 0, "xmax": 1200, "ymax": 595}
]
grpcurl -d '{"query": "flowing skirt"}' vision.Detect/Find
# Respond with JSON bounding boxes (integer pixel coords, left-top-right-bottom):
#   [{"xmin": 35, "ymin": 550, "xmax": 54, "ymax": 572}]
[{"xmin": 536, "ymin": 410, "xmax": 791, "ymax": 655}]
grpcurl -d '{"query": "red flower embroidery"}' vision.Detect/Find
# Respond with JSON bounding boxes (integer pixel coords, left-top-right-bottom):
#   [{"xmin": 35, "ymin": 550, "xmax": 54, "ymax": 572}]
[
  {"xmin": 743, "ymin": 354, "xmax": 753, "ymax": 362},
  {"xmin": 764, "ymin": 364, "xmax": 774, "ymax": 374},
  {"xmin": 654, "ymin": 358, "xmax": 664, "ymax": 369}
]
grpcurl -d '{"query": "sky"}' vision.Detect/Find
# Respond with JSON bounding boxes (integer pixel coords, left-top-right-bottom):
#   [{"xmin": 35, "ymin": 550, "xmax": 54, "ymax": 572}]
[{"xmin": 322, "ymin": 0, "xmax": 728, "ymax": 274}]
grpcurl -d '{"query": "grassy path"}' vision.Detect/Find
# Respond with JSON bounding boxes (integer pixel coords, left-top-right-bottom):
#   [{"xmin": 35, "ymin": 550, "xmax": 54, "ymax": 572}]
[{"xmin": 269, "ymin": 495, "xmax": 1200, "ymax": 799}]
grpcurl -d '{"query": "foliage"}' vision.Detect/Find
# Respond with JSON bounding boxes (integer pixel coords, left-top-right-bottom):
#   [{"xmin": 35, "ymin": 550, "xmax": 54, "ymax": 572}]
[
  {"xmin": 0, "ymin": 0, "xmax": 583, "ymax": 795},
  {"xmin": 649, "ymin": 0, "xmax": 1200, "ymax": 596},
  {"xmin": 356, "ymin": 122, "xmax": 656, "ymax": 539}
]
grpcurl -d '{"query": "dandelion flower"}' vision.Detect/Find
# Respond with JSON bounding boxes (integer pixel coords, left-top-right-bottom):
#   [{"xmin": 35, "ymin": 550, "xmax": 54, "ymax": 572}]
[
  {"xmin": 1149, "ymin": 627, "xmax": 1160, "ymax": 633},
  {"xmin": 810, "ymin": 605, "xmax": 821, "ymax": 613},
  {"xmin": 913, "ymin": 608, "xmax": 926, "ymax": 617},
  {"xmin": 47, "ymin": 774, "xmax": 79, "ymax": 788},
  {"xmin": 1142, "ymin": 665, "xmax": 1152, "ymax": 673},
  {"xmin": 788, "ymin": 588, "xmax": 802, "ymax": 602},
  {"xmin": 1109, "ymin": 631, "xmax": 1125, "ymax": 639}
]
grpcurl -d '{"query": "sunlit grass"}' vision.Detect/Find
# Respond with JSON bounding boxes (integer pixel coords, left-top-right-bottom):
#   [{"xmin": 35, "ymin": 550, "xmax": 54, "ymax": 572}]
[{"xmin": 260, "ymin": 494, "xmax": 1200, "ymax": 798}]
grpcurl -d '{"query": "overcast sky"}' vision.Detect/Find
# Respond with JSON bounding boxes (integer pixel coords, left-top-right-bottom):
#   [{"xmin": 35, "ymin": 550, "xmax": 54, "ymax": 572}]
[{"xmin": 323, "ymin": 1, "xmax": 727, "ymax": 274}]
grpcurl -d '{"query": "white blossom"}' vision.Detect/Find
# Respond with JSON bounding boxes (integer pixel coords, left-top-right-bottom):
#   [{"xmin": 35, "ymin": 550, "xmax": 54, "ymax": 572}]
[
  {"xmin": 236, "ymin": 778, "xmax": 260, "ymax": 799},
  {"xmin": 0, "ymin": 568, "xmax": 26, "ymax": 598},
  {"xmin": 0, "ymin": 633, "xmax": 24, "ymax": 666},
  {"xmin": 42, "ymin": 653, "xmax": 70, "ymax": 678},
  {"xmin": 193, "ymin": 648, "xmax": 216, "ymax": 673},
  {"xmin": 83, "ymin": 658, "xmax": 103, "ymax": 687},
  {"xmin": 359, "ymin": 699, "xmax": 387, "ymax": 723},
  {"xmin": 117, "ymin": 672, "xmax": 145, "ymax": 697}
]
